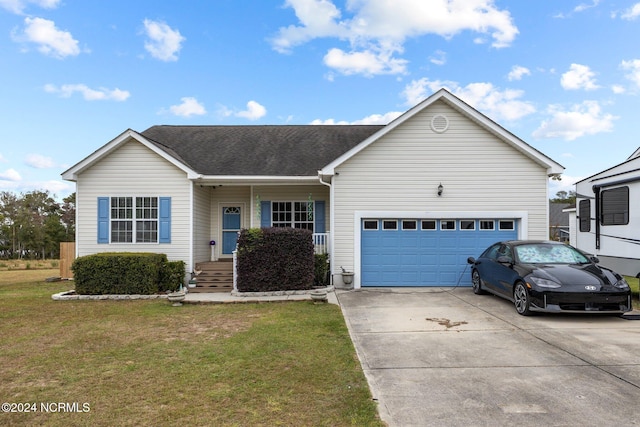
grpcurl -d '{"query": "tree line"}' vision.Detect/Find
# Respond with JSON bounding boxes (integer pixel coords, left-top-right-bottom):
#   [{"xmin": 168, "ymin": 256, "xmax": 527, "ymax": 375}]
[{"xmin": 0, "ymin": 191, "xmax": 75, "ymax": 259}]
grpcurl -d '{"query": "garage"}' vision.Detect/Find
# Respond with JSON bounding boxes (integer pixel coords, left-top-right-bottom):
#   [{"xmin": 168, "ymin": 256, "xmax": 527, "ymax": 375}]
[{"xmin": 361, "ymin": 218, "xmax": 518, "ymax": 287}]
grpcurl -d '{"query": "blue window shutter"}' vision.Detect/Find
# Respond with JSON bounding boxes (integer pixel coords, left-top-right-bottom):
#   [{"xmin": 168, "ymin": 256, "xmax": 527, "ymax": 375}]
[
  {"xmin": 315, "ymin": 201, "xmax": 326, "ymax": 233},
  {"xmin": 97, "ymin": 197, "xmax": 109, "ymax": 244},
  {"xmin": 159, "ymin": 197, "xmax": 171, "ymax": 243},
  {"xmin": 260, "ymin": 201, "xmax": 271, "ymax": 228}
]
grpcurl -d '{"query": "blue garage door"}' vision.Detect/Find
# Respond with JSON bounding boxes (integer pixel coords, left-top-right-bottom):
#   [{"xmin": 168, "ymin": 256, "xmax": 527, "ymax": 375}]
[{"xmin": 361, "ymin": 218, "xmax": 518, "ymax": 287}]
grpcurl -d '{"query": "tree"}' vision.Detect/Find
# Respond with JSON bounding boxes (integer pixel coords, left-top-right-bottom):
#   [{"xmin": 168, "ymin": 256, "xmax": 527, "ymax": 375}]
[
  {"xmin": 550, "ymin": 190, "xmax": 576, "ymax": 204},
  {"xmin": 0, "ymin": 190, "xmax": 75, "ymax": 259},
  {"xmin": 0, "ymin": 192, "xmax": 20, "ymax": 258},
  {"xmin": 60, "ymin": 193, "xmax": 76, "ymax": 241}
]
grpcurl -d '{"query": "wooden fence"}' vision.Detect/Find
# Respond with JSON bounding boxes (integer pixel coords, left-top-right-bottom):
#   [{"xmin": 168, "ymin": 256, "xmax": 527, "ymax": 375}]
[{"xmin": 60, "ymin": 242, "xmax": 75, "ymax": 279}]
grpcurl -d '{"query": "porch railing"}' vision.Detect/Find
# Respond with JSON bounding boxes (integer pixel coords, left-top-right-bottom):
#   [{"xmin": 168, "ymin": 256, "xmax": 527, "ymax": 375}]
[{"xmin": 313, "ymin": 232, "xmax": 330, "ymax": 255}]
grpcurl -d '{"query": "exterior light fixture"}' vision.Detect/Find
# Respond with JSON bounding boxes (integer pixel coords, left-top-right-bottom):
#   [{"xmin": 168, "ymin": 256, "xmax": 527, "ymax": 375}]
[{"xmin": 437, "ymin": 183, "xmax": 443, "ymax": 196}]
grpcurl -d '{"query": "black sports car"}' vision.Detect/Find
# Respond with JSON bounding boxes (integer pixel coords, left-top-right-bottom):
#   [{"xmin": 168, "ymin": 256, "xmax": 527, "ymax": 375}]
[{"xmin": 467, "ymin": 240, "xmax": 632, "ymax": 315}]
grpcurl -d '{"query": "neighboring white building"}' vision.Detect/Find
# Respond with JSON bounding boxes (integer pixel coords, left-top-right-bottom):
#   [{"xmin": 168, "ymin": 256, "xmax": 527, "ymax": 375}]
[
  {"xmin": 573, "ymin": 148, "xmax": 640, "ymax": 277},
  {"xmin": 62, "ymin": 89, "xmax": 564, "ymax": 289}
]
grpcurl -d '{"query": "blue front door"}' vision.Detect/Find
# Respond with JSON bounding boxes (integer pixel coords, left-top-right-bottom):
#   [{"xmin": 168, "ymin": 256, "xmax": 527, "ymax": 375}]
[{"xmin": 222, "ymin": 206, "xmax": 241, "ymax": 254}]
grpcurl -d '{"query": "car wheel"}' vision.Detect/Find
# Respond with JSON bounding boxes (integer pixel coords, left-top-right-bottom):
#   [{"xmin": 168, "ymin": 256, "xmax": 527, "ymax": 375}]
[
  {"xmin": 471, "ymin": 269, "xmax": 487, "ymax": 295},
  {"xmin": 513, "ymin": 282, "xmax": 532, "ymax": 316}
]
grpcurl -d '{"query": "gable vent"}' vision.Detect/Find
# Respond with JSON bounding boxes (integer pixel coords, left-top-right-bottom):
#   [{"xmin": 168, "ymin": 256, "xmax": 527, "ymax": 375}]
[{"xmin": 431, "ymin": 114, "xmax": 449, "ymax": 133}]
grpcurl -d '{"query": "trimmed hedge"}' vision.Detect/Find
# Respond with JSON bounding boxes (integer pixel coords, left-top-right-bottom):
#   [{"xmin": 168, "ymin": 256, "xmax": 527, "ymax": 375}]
[
  {"xmin": 237, "ymin": 227, "xmax": 315, "ymax": 292},
  {"xmin": 314, "ymin": 253, "xmax": 330, "ymax": 287},
  {"xmin": 72, "ymin": 252, "xmax": 185, "ymax": 295}
]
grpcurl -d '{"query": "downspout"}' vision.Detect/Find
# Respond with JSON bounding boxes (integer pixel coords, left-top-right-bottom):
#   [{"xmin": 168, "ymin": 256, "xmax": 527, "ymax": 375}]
[
  {"xmin": 318, "ymin": 172, "xmax": 334, "ymax": 285},
  {"xmin": 189, "ymin": 182, "xmax": 194, "ymax": 274}
]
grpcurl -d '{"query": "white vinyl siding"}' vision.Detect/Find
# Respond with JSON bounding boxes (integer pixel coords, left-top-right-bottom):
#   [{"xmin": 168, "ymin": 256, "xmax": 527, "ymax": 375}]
[
  {"xmin": 331, "ymin": 100, "xmax": 549, "ymax": 281},
  {"xmin": 193, "ymin": 184, "xmax": 212, "ymax": 264},
  {"xmin": 75, "ymin": 141, "xmax": 191, "ymax": 265}
]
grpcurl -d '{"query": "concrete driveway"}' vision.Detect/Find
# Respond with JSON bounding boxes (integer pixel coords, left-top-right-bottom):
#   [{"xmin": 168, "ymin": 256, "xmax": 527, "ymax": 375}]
[{"xmin": 337, "ymin": 287, "xmax": 640, "ymax": 427}]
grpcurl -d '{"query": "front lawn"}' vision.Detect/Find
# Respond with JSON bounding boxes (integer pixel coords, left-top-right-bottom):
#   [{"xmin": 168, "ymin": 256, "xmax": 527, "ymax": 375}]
[
  {"xmin": 0, "ymin": 270, "xmax": 383, "ymax": 426},
  {"xmin": 625, "ymin": 275, "xmax": 639, "ymax": 313}
]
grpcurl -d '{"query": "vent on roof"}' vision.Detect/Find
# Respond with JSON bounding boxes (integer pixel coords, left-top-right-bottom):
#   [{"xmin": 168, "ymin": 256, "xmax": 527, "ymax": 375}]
[{"xmin": 431, "ymin": 114, "xmax": 449, "ymax": 133}]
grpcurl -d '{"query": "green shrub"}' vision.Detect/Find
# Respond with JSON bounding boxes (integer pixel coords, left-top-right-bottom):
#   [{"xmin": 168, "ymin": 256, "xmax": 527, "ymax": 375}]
[
  {"xmin": 314, "ymin": 253, "xmax": 330, "ymax": 287},
  {"xmin": 237, "ymin": 227, "xmax": 314, "ymax": 292},
  {"xmin": 72, "ymin": 252, "xmax": 170, "ymax": 295},
  {"xmin": 159, "ymin": 260, "xmax": 186, "ymax": 292}
]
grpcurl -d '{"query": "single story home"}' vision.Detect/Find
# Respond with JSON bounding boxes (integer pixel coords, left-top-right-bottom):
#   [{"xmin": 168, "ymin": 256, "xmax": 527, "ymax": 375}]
[
  {"xmin": 62, "ymin": 89, "xmax": 564, "ymax": 290},
  {"xmin": 572, "ymin": 147, "xmax": 640, "ymax": 277}
]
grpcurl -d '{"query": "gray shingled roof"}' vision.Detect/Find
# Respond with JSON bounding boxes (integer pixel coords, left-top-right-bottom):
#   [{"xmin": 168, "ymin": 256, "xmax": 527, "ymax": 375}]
[
  {"xmin": 141, "ymin": 125, "xmax": 384, "ymax": 176},
  {"xmin": 549, "ymin": 202, "xmax": 570, "ymax": 227}
]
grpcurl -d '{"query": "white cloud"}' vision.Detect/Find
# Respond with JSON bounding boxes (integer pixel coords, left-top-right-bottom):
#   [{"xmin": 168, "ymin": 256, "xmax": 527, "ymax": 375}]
[
  {"xmin": 621, "ymin": 2, "xmax": 640, "ymax": 20},
  {"xmin": 401, "ymin": 78, "xmax": 536, "ymax": 121},
  {"xmin": 0, "ymin": 0, "xmax": 60, "ymax": 14},
  {"xmin": 532, "ymin": 100, "xmax": 616, "ymax": 141},
  {"xmin": 169, "ymin": 97, "xmax": 206, "ymax": 117},
  {"xmin": 13, "ymin": 17, "xmax": 80, "ymax": 58},
  {"xmin": 574, "ymin": 0, "xmax": 600, "ymax": 13},
  {"xmin": 271, "ymin": 0, "xmax": 518, "ymax": 76},
  {"xmin": 0, "ymin": 168, "xmax": 22, "ymax": 181},
  {"xmin": 270, "ymin": 0, "xmax": 346, "ymax": 53},
  {"xmin": 218, "ymin": 101, "xmax": 267, "ymax": 120},
  {"xmin": 429, "ymin": 50, "xmax": 446, "ymax": 66},
  {"xmin": 323, "ymin": 46, "xmax": 408, "ymax": 76},
  {"xmin": 44, "ymin": 83, "xmax": 130, "ymax": 101},
  {"xmin": 236, "ymin": 101, "xmax": 267, "ymax": 120},
  {"xmin": 611, "ymin": 84, "xmax": 625, "ymax": 94},
  {"xmin": 25, "ymin": 154, "xmax": 54, "ymax": 168},
  {"xmin": 311, "ymin": 111, "xmax": 402, "ymax": 125},
  {"xmin": 620, "ymin": 59, "xmax": 640, "ymax": 88},
  {"xmin": 561, "ymin": 64, "xmax": 600, "ymax": 90},
  {"xmin": 143, "ymin": 19, "xmax": 185, "ymax": 62},
  {"xmin": 507, "ymin": 65, "xmax": 531, "ymax": 81},
  {"xmin": 40, "ymin": 179, "xmax": 73, "ymax": 195}
]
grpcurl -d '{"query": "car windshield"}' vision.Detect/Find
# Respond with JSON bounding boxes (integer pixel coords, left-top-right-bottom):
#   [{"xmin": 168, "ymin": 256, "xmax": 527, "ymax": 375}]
[{"xmin": 515, "ymin": 243, "xmax": 590, "ymax": 264}]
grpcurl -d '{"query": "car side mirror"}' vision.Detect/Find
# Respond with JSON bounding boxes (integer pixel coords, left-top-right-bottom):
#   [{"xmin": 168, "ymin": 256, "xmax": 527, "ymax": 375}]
[
  {"xmin": 467, "ymin": 257, "xmax": 476, "ymax": 264},
  {"xmin": 497, "ymin": 256, "xmax": 512, "ymax": 265},
  {"xmin": 590, "ymin": 256, "xmax": 599, "ymax": 264}
]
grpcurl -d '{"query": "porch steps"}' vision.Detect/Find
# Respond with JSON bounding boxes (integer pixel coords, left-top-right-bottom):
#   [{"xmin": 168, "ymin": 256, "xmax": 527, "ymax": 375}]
[{"xmin": 190, "ymin": 260, "xmax": 233, "ymax": 293}]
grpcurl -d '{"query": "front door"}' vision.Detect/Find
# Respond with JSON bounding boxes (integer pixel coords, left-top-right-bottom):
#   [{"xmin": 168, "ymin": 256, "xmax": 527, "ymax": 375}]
[{"xmin": 222, "ymin": 206, "xmax": 241, "ymax": 255}]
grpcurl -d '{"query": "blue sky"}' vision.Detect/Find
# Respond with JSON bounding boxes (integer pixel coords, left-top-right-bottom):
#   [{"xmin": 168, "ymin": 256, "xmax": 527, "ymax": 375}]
[{"xmin": 1, "ymin": 0, "xmax": 640, "ymax": 201}]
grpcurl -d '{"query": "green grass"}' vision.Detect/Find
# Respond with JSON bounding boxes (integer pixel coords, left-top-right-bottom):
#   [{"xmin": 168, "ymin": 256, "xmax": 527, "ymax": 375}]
[
  {"xmin": 625, "ymin": 275, "xmax": 640, "ymax": 300},
  {"xmin": 0, "ymin": 270, "xmax": 383, "ymax": 427}
]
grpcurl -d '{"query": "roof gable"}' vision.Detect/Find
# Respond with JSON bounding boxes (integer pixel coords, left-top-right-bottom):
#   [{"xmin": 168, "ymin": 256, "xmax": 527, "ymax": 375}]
[
  {"xmin": 320, "ymin": 88, "xmax": 564, "ymax": 176},
  {"xmin": 61, "ymin": 129, "xmax": 198, "ymax": 181}
]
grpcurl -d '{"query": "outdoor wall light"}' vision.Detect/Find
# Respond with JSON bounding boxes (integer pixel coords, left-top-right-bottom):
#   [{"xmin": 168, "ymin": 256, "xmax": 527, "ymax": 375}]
[{"xmin": 437, "ymin": 183, "xmax": 443, "ymax": 196}]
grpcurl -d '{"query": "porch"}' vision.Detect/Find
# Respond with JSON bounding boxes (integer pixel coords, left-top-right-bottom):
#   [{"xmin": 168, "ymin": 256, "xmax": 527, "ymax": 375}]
[{"xmin": 192, "ymin": 232, "xmax": 330, "ymax": 293}]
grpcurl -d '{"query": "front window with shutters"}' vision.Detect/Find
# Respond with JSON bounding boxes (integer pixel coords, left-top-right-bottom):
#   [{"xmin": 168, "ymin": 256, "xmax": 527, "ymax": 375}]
[
  {"xmin": 111, "ymin": 197, "xmax": 158, "ymax": 243},
  {"xmin": 271, "ymin": 201, "xmax": 314, "ymax": 231}
]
